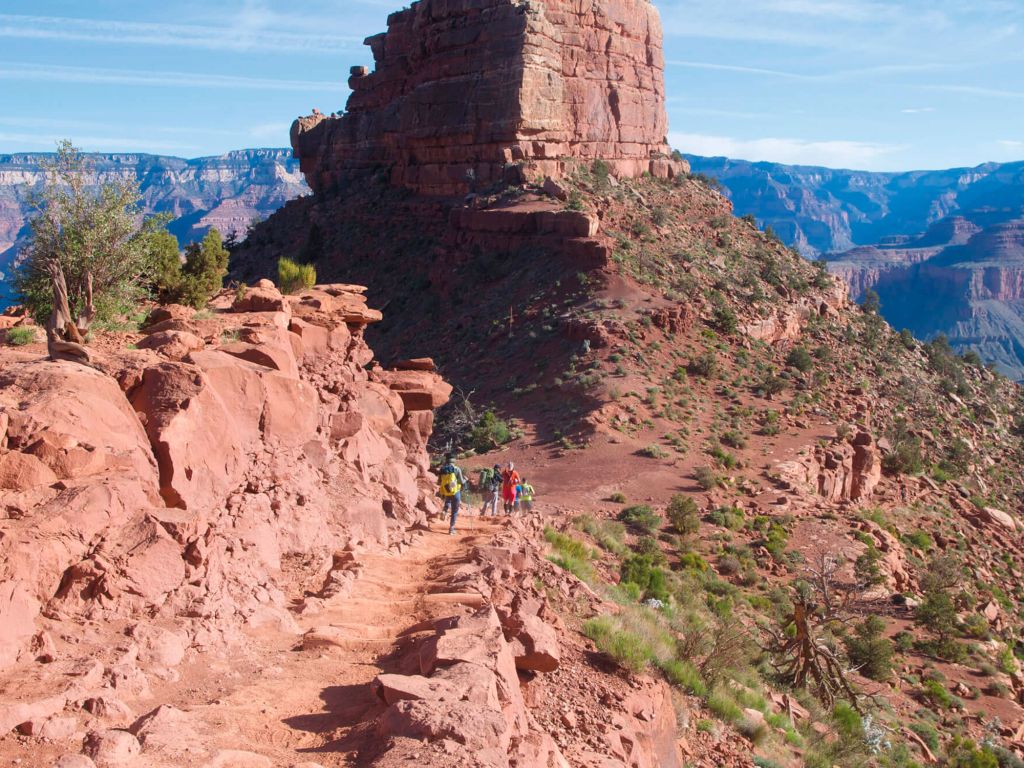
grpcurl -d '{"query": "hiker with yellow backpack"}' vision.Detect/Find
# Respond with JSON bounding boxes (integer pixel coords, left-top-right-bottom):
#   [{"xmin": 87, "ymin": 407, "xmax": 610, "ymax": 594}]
[{"xmin": 437, "ymin": 455, "xmax": 468, "ymax": 536}]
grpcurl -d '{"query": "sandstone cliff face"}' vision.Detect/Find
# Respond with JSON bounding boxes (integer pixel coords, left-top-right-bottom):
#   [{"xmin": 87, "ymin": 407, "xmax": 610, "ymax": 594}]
[
  {"xmin": 0, "ymin": 282, "xmax": 447, "ymax": 671},
  {"xmin": 292, "ymin": 0, "xmax": 680, "ymax": 196}
]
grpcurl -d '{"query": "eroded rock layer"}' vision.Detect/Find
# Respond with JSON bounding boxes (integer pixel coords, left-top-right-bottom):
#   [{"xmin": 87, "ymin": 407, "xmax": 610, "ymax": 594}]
[
  {"xmin": 0, "ymin": 281, "xmax": 448, "ymax": 671},
  {"xmin": 291, "ymin": 0, "xmax": 679, "ymax": 196}
]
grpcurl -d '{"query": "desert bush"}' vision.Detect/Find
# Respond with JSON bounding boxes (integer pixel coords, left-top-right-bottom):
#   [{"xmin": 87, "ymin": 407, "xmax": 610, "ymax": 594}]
[
  {"xmin": 5, "ymin": 326, "xmax": 37, "ymax": 346},
  {"xmin": 639, "ymin": 443, "xmax": 669, "ymax": 459},
  {"xmin": 544, "ymin": 527, "xmax": 594, "ymax": 582},
  {"xmin": 618, "ymin": 504, "xmax": 662, "ymax": 534},
  {"xmin": 583, "ymin": 616, "xmax": 653, "ymax": 673},
  {"xmin": 657, "ymin": 658, "xmax": 707, "ymax": 696},
  {"xmin": 883, "ymin": 436, "xmax": 925, "ymax": 476},
  {"xmin": 278, "ymin": 257, "xmax": 316, "ymax": 295},
  {"xmin": 708, "ymin": 505, "xmax": 744, "ymax": 530},
  {"xmin": 469, "ymin": 409, "xmax": 513, "ymax": 452},
  {"xmin": 844, "ymin": 616, "xmax": 893, "ymax": 681},
  {"xmin": 720, "ymin": 429, "xmax": 747, "ymax": 449},
  {"xmin": 786, "ymin": 346, "xmax": 814, "ymax": 372},
  {"xmin": 620, "ymin": 554, "xmax": 670, "ymax": 602},
  {"xmin": 667, "ymin": 495, "xmax": 700, "ymax": 536},
  {"xmin": 576, "ymin": 516, "xmax": 629, "ymax": 556},
  {"xmin": 608, "ymin": 492, "xmax": 627, "ymax": 503},
  {"xmin": 688, "ymin": 350, "xmax": 718, "ymax": 378},
  {"xmin": 173, "ymin": 229, "xmax": 230, "ymax": 308},
  {"xmin": 694, "ymin": 466, "xmax": 724, "ymax": 491}
]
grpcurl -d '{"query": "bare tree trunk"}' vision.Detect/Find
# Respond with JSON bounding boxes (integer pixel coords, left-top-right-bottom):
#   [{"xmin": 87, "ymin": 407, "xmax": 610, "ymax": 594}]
[{"xmin": 45, "ymin": 260, "xmax": 92, "ymax": 365}]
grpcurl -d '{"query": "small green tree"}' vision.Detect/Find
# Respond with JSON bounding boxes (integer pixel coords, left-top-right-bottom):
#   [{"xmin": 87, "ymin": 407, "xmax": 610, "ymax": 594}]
[
  {"xmin": 170, "ymin": 229, "xmax": 229, "ymax": 308},
  {"xmin": 136, "ymin": 215, "xmax": 182, "ymax": 300},
  {"xmin": 844, "ymin": 616, "xmax": 894, "ymax": 681},
  {"xmin": 14, "ymin": 140, "xmax": 162, "ymax": 324},
  {"xmin": 860, "ymin": 289, "xmax": 881, "ymax": 315},
  {"xmin": 916, "ymin": 555, "xmax": 965, "ymax": 660},
  {"xmin": 666, "ymin": 494, "xmax": 700, "ymax": 536}
]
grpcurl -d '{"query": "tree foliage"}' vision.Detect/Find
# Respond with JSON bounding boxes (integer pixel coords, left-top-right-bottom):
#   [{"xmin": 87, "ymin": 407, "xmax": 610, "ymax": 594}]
[{"xmin": 14, "ymin": 140, "xmax": 161, "ymax": 324}]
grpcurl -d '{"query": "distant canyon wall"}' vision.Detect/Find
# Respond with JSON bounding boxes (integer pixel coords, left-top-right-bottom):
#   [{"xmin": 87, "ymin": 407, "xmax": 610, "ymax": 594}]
[{"xmin": 0, "ymin": 150, "xmax": 307, "ymax": 309}]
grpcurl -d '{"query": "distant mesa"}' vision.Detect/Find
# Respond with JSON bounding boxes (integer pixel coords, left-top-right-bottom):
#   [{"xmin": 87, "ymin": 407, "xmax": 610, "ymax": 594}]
[{"xmin": 291, "ymin": 0, "xmax": 685, "ymax": 196}]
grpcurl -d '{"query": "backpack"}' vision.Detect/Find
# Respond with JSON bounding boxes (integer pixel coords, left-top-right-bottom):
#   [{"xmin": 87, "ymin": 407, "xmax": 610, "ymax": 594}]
[{"xmin": 439, "ymin": 465, "xmax": 461, "ymax": 497}]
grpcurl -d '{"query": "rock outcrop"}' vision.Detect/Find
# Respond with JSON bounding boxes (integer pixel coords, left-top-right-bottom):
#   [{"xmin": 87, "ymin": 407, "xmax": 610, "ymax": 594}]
[
  {"xmin": 291, "ymin": 0, "xmax": 683, "ymax": 196},
  {"xmin": 0, "ymin": 282, "xmax": 447, "ymax": 675}
]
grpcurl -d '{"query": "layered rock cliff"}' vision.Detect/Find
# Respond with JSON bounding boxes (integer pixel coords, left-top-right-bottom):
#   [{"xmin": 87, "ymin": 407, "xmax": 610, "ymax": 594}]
[{"xmin": 291, "ymin": 0, "xmax": 681, "ymax": 196}]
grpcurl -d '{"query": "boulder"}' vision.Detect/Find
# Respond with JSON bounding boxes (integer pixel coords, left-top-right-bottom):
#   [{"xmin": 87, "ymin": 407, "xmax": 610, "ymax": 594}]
[
  {"xmin": 0, "ymin": 450, "xmax": 58, "ymax": 490},
  {"xmin": 83, "ymin": 729, "xmax": 141, "ymax": 767},
  {"xmin": 0, "ymin": 360, "xmax": 159, "ymax": 498},
  {"xmin": 979, "ymin": 507, "xmax": 1017, "ymax": 531},
  {"xmin": 373, "ymin": 673, "xmax": 458, "ymax": 705},
  {"xmin": 232, "ymin": 285, "xmax": 287, "ymax": 313},
  {"xmin": 507, "ymin": 613, "xmax": 560, "ymax": 672},
  {"xmin": 135, "ymin": 330, "xmax": 205, "ymax": 361},
  {"xmin": 144, "ymin": 305, "xmax": 195, "ymax": 328},
  {"xmin": 130, "ymin": 361, "xmax": 245, "ymax": 510}
]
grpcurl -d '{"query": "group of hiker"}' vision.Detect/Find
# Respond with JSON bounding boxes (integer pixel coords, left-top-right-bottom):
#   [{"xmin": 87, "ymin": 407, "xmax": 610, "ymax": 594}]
[{"xmin": 435, "ymin": 456, "xmax": 535, "ymax": 535}]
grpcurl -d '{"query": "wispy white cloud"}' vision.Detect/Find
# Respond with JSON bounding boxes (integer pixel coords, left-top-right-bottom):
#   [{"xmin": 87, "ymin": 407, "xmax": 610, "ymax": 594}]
[
  {"xmin": 668, "ymin": 59, "xmax": 952, "ymax": 82},
  {"xmin": 0, "ymin": 13, "xmax": 360, "ymax": 54},
  {"xmin": 0, "ymin": 62, "xmax": 344, "ymax": 91},
  {"xmin": 670, "ymin": 132, "xmax": 905, "ymax": 170},
  {"xmin": 0, "ymin": 131, "xmax": 198, "ymax": 154},
  {"xmin": 928, "ymin": 84, "xmax": 1024, "ymax": 100},
  {"xmin": 901, "ymin": 107, "xmax": 937, "ymax": 114}
]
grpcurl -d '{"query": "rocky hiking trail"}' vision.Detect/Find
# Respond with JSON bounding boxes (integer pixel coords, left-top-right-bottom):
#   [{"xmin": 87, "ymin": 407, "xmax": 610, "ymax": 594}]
[
  {"xmin": 0, "ymin": 516, "xmax": 507, "ymax": 768},
  {"xmin": 145, "ymin": 516, "xmax": 506, "ymax": 766}
]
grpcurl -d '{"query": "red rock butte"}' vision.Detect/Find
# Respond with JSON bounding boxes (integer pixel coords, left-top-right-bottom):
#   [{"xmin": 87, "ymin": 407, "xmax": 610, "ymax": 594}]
[{"xmin": 291, "ymin": 0, "xmax": 682, "ymax": 196}]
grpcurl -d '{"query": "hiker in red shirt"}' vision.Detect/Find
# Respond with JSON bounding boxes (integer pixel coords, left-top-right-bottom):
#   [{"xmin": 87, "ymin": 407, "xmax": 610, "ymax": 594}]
[{"xmin": 501, "ymin": 461, "xmax": 521, "ymax": 515}]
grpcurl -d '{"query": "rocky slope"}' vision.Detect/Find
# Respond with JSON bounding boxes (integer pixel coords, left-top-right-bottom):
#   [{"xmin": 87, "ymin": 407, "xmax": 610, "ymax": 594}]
[{"xmin": 0, "ymin": 149, "xmax": 307, "ymax": 309}]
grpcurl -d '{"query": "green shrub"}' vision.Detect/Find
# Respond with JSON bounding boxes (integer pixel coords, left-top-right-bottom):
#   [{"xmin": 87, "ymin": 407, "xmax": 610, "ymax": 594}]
[
  {"xmin": 608, "ymin": 492, "xmax": 627, "ymax": 503},
  {"xmin": 883, "ymin": 437, "xmax": 925, "ymax": 476},
  {"xmin": 707, "ymin": 686, "xmax": 744, "ymax": 723},
  {"xmin": 920, "ymin": 679, "xmax": 956, "ymax": 709},
  {"xmin": 620, "ymin": 555, "xmax": 670, "ymax": 602},
  {"xmin": 947, "ymin": 740, "xmax": 999, "ymax": 768},
  {"xmin": 694, "ymin": 466, "xmax": 724, "ymax": 491},
  {"xmin": 786, "ymin": 346, "xmax": 814, "ymax": 372},
  {"xmin": 618, "ymin": 505, "xmax": 662, "ymax": 534},
  {"xmin": 708, "ymin": 505, "xmax": 744, "ymax": 530},
  {"xmin": 712, "ymin": 305, "xmax": 738, "ymax": 335},
  {"xmin": 667, "ymin": 495, "xmax": 700, "ymax": 536},
  {"xmin": 470, "ymin": 410, "xmax": 513, "ymax": 452},
  {"xmin": 576, "ymin": 516, "xmax": 629, "ymax": 556},
  {"xmin": 639, "ymin": 443, "xmax": 669, "ymax": 459},
  {"xmin": 720, "ymin": 429, "xmax": 747, "ymax": 449},
  {"xmin": 544, "ymin": 527, "xmax": 594, "ymax": 581},
  {"xmin": 582, "ymin": 615, "xmax": 657, "ymax": 674},
  {"xmin": 277, "ymin": 257, "xmax": 316, "ymax": 295},
  {"xmin": 658, "ymin": 658, "xmax": 707, "ymax": 696},
  {"xmin": 5, "ymin": 326, "xmax": 37, "ymax": 346},
  {"xmin": 909, "ymin": 722, "xmax": 939, "ymax": 751},
  {"xmin": 903, "ymin": 530, "xmax": 934, "ymax": 551},
  {"xmin": 844, "ymin": 616, "xmax": 894, "ymax": 681},
  {"xmin": 688, "ymin": 350, "xmax": 718, "ymax": 379}
]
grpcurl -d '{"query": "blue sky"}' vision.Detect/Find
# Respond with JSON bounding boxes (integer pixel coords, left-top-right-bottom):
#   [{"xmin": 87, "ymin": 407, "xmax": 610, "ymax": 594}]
[{"xmin": 0, "ymin": 0, "xmax": 1022, "ymax": 171}]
